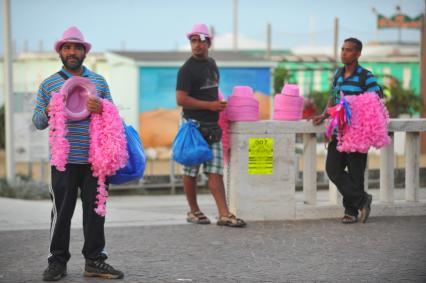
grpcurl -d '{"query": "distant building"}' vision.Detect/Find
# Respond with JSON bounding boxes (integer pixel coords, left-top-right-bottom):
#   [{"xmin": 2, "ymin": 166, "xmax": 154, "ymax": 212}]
[
  {"xmin": 0, "ymin": 52, "xmax": 108, "ymax": 106},
  {"xmin": 106, "ymin": 51, "xmax": 275, "ymax": 147},
  {"xmin": 0, "ymin": 52, "xmax": 107, "ymax": 161},
  {"xmin": 275, "ymin": 41, "xmax": 420, "ymax": 96},
  {"xmin": 0, "ymin": 40, "xmax": 420, "ymax": 150}
]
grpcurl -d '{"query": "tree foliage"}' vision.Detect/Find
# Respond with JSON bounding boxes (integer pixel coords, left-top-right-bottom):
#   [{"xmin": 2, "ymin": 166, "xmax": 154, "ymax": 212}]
[
  {"xmin": 384, "ymin": 82, "xmax": 423, "ymax": 118},
  {"xmin": 307, "ymin": 91, "xmax": 330, "ymax": 114},
  {"xmin": 273, "ymin": 67, "xmax": 290, "ymax": 95}
]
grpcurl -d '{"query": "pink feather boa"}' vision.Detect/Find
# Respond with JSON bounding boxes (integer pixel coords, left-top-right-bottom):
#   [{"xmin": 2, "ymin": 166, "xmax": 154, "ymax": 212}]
[
  {"xmin": 49, "ymin": 92, "xmax": 70, "ymax": 171},
  {"xmin": 218, "ymin": 108, "xmax": 231, "ymax": 164},
  {"xmin": 334, "ymin": 92, "xmax": 391, "ymax": 153},
  {"xmin": 217, "ymin": 91, "xmax": 231, "ymax": 164},
  {"xmin": 49, "ymin": 96, "xmax": 128, "ymax": 217}
]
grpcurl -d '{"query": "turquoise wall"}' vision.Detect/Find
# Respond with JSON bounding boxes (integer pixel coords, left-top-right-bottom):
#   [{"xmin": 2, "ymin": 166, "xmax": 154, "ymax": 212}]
[
  {"xmin": 139, "ymin": 67, "xmax": 271, "ymax": 112},
  {"xmin": 139, "ymin": 67, "xmax": 179, "ymax": 112}
]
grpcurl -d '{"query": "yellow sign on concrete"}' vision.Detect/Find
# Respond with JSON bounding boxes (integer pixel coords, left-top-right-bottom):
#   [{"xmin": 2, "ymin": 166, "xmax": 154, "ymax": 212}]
[{"xmin": 248, "ymin": 138, "xmax": 273, "ymax": 174}]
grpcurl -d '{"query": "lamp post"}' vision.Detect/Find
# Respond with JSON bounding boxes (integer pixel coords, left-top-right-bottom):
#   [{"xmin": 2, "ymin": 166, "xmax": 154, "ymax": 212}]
[
  {"xmin": 233, "ymin": 0, "xmax": 238, "ymax": 51},
  {"xmin": 2, "ymin": 0, "xmax": 15, "ymax": 184},
  {"xmin": 421, "ymin": 0, "xmax": 426, "ymax": 153},
  {"xmin": 371, "ymin": 7, "xmax": 379, "ymax": 43},
  {"xmin": 396, "ymin": 5, "xmax": 402, "ymax": 43}
]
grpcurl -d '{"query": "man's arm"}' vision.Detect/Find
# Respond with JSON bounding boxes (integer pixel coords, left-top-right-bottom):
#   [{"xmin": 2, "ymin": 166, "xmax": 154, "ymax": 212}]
[
  {"xmin": 32, "ymin": 85, "xmax": 50, "ymax": 130},
  {"xmin": 364, "ymin": 72, "xmax": 383, "ymax": 98},
  {"xmin": 309, "ymin": 96, "xmax": 332, "ymax": 126},
  {"xmin": 176, "ymin": 90, "xmax": 226, "ymax": 112}
]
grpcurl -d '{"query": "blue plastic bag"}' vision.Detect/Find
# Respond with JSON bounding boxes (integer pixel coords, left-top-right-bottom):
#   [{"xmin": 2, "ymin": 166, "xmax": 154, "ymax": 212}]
[
  {"xmin": 108, "ymin": 125, "xmax": 146, "ymax": 185},
  {"xmin": 172, "ymin": 120, "xmax": 213, "ymax": 166}
]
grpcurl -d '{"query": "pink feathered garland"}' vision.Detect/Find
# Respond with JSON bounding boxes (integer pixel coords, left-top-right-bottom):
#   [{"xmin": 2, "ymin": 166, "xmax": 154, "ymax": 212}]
[
  {"xmin": 48, "ymin": 92, "xmax": 69, "ymax": 171},
  {"xmin": 89, "ymin": 100, "xmax": 128, "ymax": 216},
  {"xmin": 218, "ymin": 108, "xmax": 231, "ymax": 164},
  {"xmin": 218, "ymin": 91, "xmax": 231, "ymax": 164},
  {"xmin": 335, "ymin": 92, "xmax": 391, "ymax": 153},
  {"xmin": 49, "ymin": 98, "xmax": 128, "ymax": 217}
]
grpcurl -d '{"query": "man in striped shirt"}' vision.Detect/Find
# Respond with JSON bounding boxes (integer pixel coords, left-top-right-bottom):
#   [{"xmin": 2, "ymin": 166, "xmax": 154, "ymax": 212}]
[
  {"xmin": 33, "ymin": 26, "xmax": 123, "ymax": 281},
  {"xmin": 311, "ymin": 38, "xmax": 381, "ymax": 225}
]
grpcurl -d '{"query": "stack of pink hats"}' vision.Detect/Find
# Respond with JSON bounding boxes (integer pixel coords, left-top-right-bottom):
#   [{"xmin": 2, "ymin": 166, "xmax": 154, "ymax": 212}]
[
  {"xmin": 226, "ymin": 86, "xmax": 259, "ymax": 121},
  {"xmin": 273, "ymin": 84, "xmax": 304, "ymax": 121}
]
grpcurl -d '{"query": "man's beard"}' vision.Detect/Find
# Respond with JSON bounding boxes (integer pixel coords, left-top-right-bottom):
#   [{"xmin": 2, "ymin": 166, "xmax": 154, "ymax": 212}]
[{"xmin": 60, "ymin": 54, "xmax": 85, "ymax": 70}]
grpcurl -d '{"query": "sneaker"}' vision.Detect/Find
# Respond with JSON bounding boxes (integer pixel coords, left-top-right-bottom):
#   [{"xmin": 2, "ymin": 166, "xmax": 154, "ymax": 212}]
[
  {"xmin": 360, "ymin": 194, "xmax": 373, "ymax": 223},
  {"xmin": 42, "ymin": 261, "xmax": 66, "ymax": 281},
  {"xmin": 84, "ymin": 258, "xmax": 124, "ymax": 279}
]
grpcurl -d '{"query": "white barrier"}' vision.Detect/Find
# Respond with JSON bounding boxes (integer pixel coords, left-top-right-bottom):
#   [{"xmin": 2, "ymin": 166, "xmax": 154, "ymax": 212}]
[{"xmin": 227, "ymin": 119, "xmax": 426, "ymax": 221}]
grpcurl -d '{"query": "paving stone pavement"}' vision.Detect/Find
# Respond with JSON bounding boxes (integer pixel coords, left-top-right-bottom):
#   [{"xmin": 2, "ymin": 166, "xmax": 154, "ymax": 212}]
[{"xmin": 0, "ymin": 215, "xmax": 425, "ymax": 283}]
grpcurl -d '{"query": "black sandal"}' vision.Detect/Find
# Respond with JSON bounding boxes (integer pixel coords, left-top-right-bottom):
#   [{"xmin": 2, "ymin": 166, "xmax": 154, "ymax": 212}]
[
  {"xmin": 187, "ymin": 211, "xmax": 211, "ymax": 224},
  {"xmin": 341, "ymin": 214, "xmax": 358, "ymax": 224},
  {"xmin": 217, "ymin": 214, "xmax": 246, "ymax": 228}
]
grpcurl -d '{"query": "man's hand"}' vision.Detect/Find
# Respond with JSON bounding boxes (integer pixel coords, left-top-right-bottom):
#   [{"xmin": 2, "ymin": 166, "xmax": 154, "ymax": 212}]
[
  {"xmin": 309, "ymin": 113, "xmax": 329, "ymax": 126},
  {"xmin": 309, "ymin": 96, "xmax": 333, "ymax": 126},
  {"xmin": 87, "ymin": 97, "xmax": 103, "ymax": 114},
  {"xmin": 209, "ymin": 100, "xmax": 227, "ymax": 112},
  {"xmin": 45, "ymin": 104, "xmax": 51, "ymax": 115}
]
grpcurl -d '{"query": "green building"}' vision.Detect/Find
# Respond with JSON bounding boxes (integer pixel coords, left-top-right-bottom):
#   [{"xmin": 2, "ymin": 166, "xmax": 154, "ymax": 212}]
[{"xmin": 274, "ymin": 43, "xmax": 420, "ymax": 96}]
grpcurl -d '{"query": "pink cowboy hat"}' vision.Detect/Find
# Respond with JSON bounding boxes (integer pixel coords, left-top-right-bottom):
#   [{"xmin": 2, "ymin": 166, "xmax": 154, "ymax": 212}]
[
  {"xmin": 186, "ymin": 23, "xmax": 213, "ymax": 40},
  {"xmin": 61, "ymin": 76, "xmax": 97, "ymax": 121},
  {"xmin": 231, "ymin": 86, "xmax": 254, "ymax": 97},
  {"xmin": 273, "ymin": 84, "xmax": 304, "ymax": 121},
  {"xmin": 226, "ymin": 85, "xmax": 259, "ymax": 121},
  {"xmin": 54, "ymin": 26, "xmax": 92, "ymax": 53},
  {"xmin": 281, "ymin": 84, "xmax": 300, "ymax": 96}
]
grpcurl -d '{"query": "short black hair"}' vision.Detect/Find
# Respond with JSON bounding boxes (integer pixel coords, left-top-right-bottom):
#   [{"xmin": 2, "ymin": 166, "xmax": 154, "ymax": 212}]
[{"xmin": 344, "ymin": 37, "xmax": 362, "ymax": 52}]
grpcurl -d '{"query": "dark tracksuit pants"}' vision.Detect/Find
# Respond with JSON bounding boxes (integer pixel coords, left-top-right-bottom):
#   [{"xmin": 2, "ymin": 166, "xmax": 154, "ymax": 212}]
[
  {"xmin": 48, "ymin": 164, "xmax": 106, "ymax": 265},
  {"xmin": 326, "ymin": 139, "xmax": 369, "ymax": 217}
]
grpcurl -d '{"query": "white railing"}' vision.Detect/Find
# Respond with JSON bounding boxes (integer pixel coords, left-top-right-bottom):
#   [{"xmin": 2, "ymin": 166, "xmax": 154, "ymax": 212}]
[{"xmin": 227, "ymin": 118, "xmax": 426, "ymax": 221}]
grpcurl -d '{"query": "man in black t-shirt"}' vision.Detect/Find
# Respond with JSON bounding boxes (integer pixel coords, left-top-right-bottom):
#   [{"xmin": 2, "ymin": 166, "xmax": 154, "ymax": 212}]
[{"xmin": 176, "ymin": 23, "xmax": 245, "ymax": 228}]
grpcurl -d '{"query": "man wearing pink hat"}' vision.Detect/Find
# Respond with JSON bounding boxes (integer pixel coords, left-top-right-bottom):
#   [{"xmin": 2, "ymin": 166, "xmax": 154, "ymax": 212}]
[
  {"xmin": 32, "ymin": 26, "xmax": 123, "ymax": 281},
  {"xmin": 176, "ymin": 23, "xmax": 246, "ymax": 228}
]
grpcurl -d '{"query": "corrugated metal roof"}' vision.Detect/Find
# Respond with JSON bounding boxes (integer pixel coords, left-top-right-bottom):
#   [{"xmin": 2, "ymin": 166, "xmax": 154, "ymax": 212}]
[
  {"xmin": 110, "ymin": 50, "xmax": 265, "ymax": 62},
  {"xmin": 273, "ymin": 54, "xmax": 335, "ymax": 62}
]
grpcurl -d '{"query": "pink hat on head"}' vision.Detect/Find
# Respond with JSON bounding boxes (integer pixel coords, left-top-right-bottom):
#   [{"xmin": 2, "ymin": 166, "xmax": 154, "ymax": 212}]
[
  {"xmin": 54, "ymin": 26, "xmax": 92, "ymax": 53},
  {"xmin": 60, "ymin": 76, "xmax": 97, "ymax": 121},
  {"xmin": 186, "ymin": 23, "xmax": 213, "ymax": 40}
]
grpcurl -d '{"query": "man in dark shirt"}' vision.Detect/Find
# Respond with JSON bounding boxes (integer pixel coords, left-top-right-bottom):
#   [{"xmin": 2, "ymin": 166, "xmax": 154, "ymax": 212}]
[
  {"xmin": 311, "ymin": 38, "xmax": 381, "ymax": 224},
  {"xmin": 176, "ymin": 23, "xmax": 245, "ymax": 228}
]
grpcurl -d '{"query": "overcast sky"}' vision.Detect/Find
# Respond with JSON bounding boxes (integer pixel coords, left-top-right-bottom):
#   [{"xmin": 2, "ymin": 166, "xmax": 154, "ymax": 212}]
[{"xmin": 0, "ymin": 0, "xmax": 424, "ymax": 54}]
